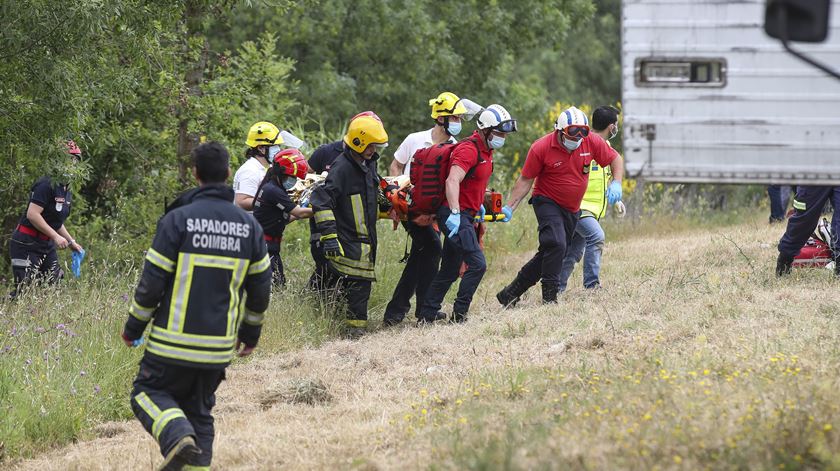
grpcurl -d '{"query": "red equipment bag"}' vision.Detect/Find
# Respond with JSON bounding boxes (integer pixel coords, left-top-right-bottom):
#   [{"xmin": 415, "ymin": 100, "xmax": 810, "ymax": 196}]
[
  {"xmin": 408, "ymin": 138, "xmax": 480, "ymax": 216},
  {"xmin": 792, "ymin": 238, "xmax": 832, "ymax": 268}
]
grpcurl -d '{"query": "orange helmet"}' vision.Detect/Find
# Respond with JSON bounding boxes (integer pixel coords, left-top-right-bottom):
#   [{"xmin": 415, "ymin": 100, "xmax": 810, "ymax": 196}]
[{"xmin": 272, "ymin": 149, "xmax": 308, "ymax": 180}]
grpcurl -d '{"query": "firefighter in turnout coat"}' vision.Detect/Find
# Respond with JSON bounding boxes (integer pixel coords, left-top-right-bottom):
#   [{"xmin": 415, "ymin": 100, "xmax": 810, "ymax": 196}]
[
  {"xmin": 310, "ymin": 113, "xmax": 389, "ymax": 338},
  {"xmin": 122, "ymin": 142, "xmax": 271, "ymax": 471}
]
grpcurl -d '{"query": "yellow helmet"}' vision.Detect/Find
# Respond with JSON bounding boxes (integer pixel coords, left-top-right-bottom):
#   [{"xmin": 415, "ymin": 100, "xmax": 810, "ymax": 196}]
[
  {"xmin": 343, "ymin": 115, "xmax": 388, "ymax": 154},
  {"xmin": 429, "ymin": 92, "xmax": 467, "ymax": 119},
  {"xmin": 245, "ymin": 121, "xmax": 282, "ymax": 148}
]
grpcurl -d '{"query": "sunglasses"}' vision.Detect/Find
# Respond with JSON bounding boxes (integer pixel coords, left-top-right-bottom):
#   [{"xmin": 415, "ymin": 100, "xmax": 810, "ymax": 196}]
[{"xmin": 564, "ymin": 125, "xmax": 590, "ymax": 138}]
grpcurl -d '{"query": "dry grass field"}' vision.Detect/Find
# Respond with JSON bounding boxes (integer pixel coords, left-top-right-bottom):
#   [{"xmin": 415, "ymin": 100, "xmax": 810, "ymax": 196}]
[{"xmin": 8, "ymin": 211, "xmax": 840, "ymax": 470}]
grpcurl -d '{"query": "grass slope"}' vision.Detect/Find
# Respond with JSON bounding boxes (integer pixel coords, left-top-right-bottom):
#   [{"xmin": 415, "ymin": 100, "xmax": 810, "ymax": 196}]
[{"xmin": 6, "ymin": 210, "xmax": 840, "ymax": 470}]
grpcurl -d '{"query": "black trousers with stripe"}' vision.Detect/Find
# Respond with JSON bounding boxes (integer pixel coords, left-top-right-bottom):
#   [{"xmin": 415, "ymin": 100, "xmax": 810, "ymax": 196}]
[
  {"xmin": 131, "ymin": 355, "xmax": 225, "ymax": 467},
  {"xmin": 778, "ymin": 186, "xmax": 840, "ymax": 258}
]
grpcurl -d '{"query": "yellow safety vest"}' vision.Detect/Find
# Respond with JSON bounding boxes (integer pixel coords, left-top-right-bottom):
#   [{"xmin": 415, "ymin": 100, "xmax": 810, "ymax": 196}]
[{"xmin": 579, "ymin": 159, "xmax": 612, "ymax": 220}]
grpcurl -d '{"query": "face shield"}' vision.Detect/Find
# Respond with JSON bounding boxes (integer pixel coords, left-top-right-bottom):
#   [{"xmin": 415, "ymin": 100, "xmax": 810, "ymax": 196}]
[
  {"xmin": 459, "ymin": 98, "xmax": 484, "ymax": 121},
  {"xmin": 278, "ymin": 130, "xmax": 306, "ymax": 150}
]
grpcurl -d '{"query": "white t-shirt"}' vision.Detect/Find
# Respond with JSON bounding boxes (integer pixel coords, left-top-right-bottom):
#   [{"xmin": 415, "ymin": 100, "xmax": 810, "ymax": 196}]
[
  {"xmin": 392, "ymin": 128, "xmax": 456, "ymax": 175},
  {"xmin": 233, "ymin": 158, "xmax": 268, "ymax": 199}
]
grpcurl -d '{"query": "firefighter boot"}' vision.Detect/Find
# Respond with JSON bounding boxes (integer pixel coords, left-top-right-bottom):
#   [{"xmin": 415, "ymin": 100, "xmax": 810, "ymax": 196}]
[
  {"xmin": 496, "ymin": 276, "xmax": 529, "ymax": 309},
  {"xmin": 416, "ymin": 311, "xmax": 447, "ymax": 325},
  {"xmin": 542, "ymin": 283, "xmax": 559, "ymax": 304},
  {"xmin": 450, "ymin": 311, "xmax": 468, "ymax": 324},
  {"xmin": 775, "ymin": 253, "xmax": 794, "ymax": 277},
  {"xmin": 158, "ymin": 436, "xmax": 201, "ymax": 471}
]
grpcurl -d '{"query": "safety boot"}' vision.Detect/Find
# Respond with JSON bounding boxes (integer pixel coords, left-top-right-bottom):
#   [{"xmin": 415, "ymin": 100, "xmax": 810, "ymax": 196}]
[
  {"xmin": 416, "ymin": 311, "xmax": 446, "ymax": 325},
  {"xmin": 449, "ymin": 311, "xmax": 468, "ymax": 324},
  {"xmin": 542, "ymin": 283, "xmax": 559, "ymax": 304},
  {"xmin": 496, "ymin": 276, "xmax": 529, "ymax": 309},
  {"xmin": 158, "ymin": 436, "xmax": 201, "ymax": 471},
  {"xmin": 775, "ymin": 253, "xmax": 794, "ymax": 277},
  {"xmin": 343, "ymin": 327, "xmax": 366, "ymax": 340}
]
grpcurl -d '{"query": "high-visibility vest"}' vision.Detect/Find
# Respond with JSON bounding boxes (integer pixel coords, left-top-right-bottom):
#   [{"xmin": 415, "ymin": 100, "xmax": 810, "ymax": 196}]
[{"xmin": 579, "ymin": 160, "xmax": 612, "ymax": 220}]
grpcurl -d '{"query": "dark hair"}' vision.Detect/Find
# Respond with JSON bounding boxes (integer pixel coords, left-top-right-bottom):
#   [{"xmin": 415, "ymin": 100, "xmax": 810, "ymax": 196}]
[
  {"xmin": 192, "ymin": 141, "xmax": 230, "ymax": 183},
  {"xmin": 591, "ymin": 106, "xmax": 620, "ymax": 132}
]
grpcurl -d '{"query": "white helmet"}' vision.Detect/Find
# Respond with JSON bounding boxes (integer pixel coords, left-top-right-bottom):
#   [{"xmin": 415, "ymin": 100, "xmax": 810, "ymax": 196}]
[
  {"xmin": 476, "ymin": 104, "xmax": 518, "ymax": 133},
  {"xmin": 555, "ymin": 106, "xmax": 589, "ymax": 131}
]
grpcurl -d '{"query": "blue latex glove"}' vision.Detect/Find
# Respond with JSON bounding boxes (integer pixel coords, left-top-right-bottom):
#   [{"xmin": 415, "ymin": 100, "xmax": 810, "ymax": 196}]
[
  {"xmin": 299, "ymin": 196, "xmax": 310, "ymax": 208},
  {"xmin": 501, "ymin": 205, "xmax": 513, "ymax": 223},
  {"xmin": 477, "ymin": 204, "xmax": 486, "ymax": 221},
  {"xmin": 445, "ymin": 212, "xmax": 461, "ymax": 238},
  {"xmin": 607, "ymin": 181, "xmax": 623, "ymax": 205},
  {"xmin": 71, "ymin": 249, "xmax": 86, "ymax": 278},
  {"xmin": 132, "ymin": 337, "xmax": 145, "ymax": 348}
]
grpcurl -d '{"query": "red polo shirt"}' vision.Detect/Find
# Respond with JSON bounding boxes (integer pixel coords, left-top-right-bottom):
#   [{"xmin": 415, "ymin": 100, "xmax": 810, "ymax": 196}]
[
  {"xmin": 521, "ymin": 131, "xmax": 617, "ymax": 212},
  {"xmin": 446, "ymin": 131, "xmax": 494, "ymax": 213}
]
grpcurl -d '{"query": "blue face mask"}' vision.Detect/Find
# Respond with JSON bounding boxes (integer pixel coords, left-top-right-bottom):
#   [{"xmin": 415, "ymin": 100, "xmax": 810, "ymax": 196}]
[
  {"xmin": 282, "ymin": 176, "xmax": 296, "ymax": 190},
  {"xmin": 267, "ymin": 145, "xmax": 281, "ymax": 160},
  {"xmin": 488, "ymin": 135, "xmax": 506, "ymax": 149},
  {"xmin": 446, "ymin": 120, "xmax": 462, "ymax": 136},
  {"xmin": 562, "ymin": 135, "xmax": 582, "ymax": 152}
]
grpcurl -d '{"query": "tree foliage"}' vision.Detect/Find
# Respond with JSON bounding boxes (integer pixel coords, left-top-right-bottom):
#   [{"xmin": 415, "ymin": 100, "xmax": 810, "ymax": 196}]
[{"xmin": 0, "ymin": 0, "xmax": 621, "ymax": 270}]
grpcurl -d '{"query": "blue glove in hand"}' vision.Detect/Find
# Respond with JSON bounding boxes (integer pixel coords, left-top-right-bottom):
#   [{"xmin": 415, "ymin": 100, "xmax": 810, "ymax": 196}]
[
  {"xmin": 71, "ymin": 249, "xmax": 86, "ymax": 278},
  {"xmin": 477, "ymin": 204, "xmax": 487, "ymax": 221},
  {"xmin": 299, "ymin": 196, "xmax": 310, "ymax": 208},
  {"xmin": 501, "ymin": 205, "xmax": 513, "ymax": 223},
  {"xmin": 132, "ymin": 337, "xmax": 145, "ymax": 348},
  {"xmin": 607, "ymin": 181, "xmax": 623, "ymax": 205},
  {"xmin": 445, "ymin": 212, "xmax": 461, "ymax": 238}
]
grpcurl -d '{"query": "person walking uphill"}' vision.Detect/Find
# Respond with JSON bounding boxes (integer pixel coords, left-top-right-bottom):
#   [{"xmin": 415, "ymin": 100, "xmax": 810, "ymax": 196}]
[
  {"xmin": 382, "ymin": 92, "xmax": 465, "ymax": 326},
  {"xmin": 417, "ymin": 104, "xmax": 518, "ymax": 324},
  {"xmin": 9, "ymin": 140, "xmax": 85, "ymax": 299},
  {"xmin": 310, "ymin": 113, "xmax": 389, "ymax": 339},
  {"xmin": 121, "ymin": 142, "xmax": 271, "ymax": 471},
  {"xmin": 496, "ymin": 106, "xmax": 622, "ymax": 306},
  {"xmin": 557, "ymin": 105, "xmax": 625, "ymax": 292}
]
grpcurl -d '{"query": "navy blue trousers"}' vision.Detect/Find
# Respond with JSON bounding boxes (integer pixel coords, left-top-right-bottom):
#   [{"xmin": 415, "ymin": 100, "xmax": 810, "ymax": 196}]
[{"xmin": 420, "ymin": 206, "xmax": 486, "ymax": 316}]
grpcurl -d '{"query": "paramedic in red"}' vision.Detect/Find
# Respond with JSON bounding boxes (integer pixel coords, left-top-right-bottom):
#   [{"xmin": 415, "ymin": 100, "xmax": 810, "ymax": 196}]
[
  {"xmin": 417, "ymin": 104, "xmax": 517, "ymax": 324},
  {"xmin": 497, "ymin": 106, "xmax": 623, "ymax": 304}
]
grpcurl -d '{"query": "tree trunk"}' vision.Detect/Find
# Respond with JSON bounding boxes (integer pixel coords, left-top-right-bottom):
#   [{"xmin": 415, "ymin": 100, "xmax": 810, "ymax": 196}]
[{"xmin": 176, "ymin": 1, "xmax": 208, "ymax": 184}]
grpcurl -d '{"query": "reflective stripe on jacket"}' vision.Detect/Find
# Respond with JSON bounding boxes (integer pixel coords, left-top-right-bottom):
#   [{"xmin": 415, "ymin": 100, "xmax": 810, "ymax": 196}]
[
  {"xmin": 124, "ymin": 185, "xmax": 271, "ymax": 369},
  {"xmin": 310, "ymin": 151, "xmax": 382, "ymax": 280}
]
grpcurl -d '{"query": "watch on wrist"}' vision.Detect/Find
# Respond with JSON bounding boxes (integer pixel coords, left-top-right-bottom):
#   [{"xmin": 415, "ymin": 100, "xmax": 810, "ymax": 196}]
[{"xmin": 451, "ymin": 209, "xmax": 460, "ymax": 214}]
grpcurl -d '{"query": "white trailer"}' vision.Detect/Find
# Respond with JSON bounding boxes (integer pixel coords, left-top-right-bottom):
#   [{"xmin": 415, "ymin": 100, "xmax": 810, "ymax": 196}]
[{"xmin": 622, "ymin": 0, "xmax": 840, "ymax": 185}]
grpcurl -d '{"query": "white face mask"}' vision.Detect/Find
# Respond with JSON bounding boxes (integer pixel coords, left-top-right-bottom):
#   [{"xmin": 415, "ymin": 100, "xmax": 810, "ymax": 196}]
[
  {"xmin": 609, "ymin": 124, "xmax": 618, "ymax": 140},
  {"xmin": 562, "ymin": 135, "xmax": 582, "ymax": 152}
]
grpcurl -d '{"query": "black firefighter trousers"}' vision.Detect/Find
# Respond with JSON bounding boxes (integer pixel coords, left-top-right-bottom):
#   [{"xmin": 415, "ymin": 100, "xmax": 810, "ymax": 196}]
[
  {"xmin": 778, "ymin": 186, "xmax": 840, "ymax": 259},
  {"xmin": 509, "ymin": 197, "xmax": 578, "ymax": 301},
  {"xmin": 131, "ymin": 355, "xmax": 225, "ymax": 467},
  {"xmin": 316, "ymin": 261, "xmax": 373, "ymax": 328},
  {"xmin": 384, "ymin": 221, "xmax": 442, "ymax": 323}
]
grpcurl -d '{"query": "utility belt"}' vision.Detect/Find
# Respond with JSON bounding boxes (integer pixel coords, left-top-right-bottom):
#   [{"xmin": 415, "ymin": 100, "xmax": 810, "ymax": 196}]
[
  {"xmin": 264, "ymin": 234, "xmax": 282, "ymax": 244},
  {"xmin": 15, "ymin": 224, "xmax": 51, "ymax": 241}
]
